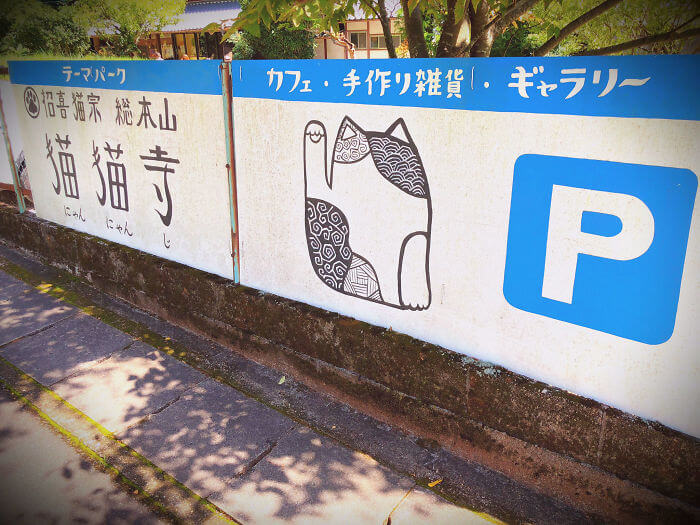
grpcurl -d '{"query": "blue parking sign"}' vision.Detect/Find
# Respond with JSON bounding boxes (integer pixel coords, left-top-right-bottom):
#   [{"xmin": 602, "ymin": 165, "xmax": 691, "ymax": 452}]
[{"xmin": 503, "ymin": 154, "xmax": 697, "ymax": 344}]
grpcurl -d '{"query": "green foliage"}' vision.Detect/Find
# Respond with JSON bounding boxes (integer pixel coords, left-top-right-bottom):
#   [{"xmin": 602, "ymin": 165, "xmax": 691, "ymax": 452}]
[
  {"xmin": 225, "ymin": 0, "xmax": 315, "ymax": 59},
  {"xmin": 421, "ymin": 10, "xmax": 445, "ymax": 57},
  {"xmin": 529, "ymin": 0, "xmax": 700, "ymax": 55},
  {"xmin": 226, "ymin": 0, "xmax": 360, "ymax": 39},
  {"xmin": 216, "ymin": 0, "xmax": 700, "ymax": 57},
  {"xmin": 490, "ymin": 21, "xmax": 540, "ymax": 56},
  {"xmin": 73, "ymin": 0, "xmax": 186, "ymax": 55},
  {"xmin": 0, "ymin": 0, "xmax": 89, "ymax": 56},
  {"xmin": 227, "ymin": 32, "xmax": 254, "ymax": 60},
  {"xmin": 227, "ymin": 23, "xmax": 315, "ymax": 59}
]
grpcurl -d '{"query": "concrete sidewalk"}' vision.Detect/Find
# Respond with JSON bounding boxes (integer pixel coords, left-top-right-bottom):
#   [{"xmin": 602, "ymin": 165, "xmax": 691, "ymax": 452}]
[
  {"xmin": 0, "ymin": 386, "xmax": 164, "ymax": 524},
  {"xmin": 0, "ymin": 268, "xmax": 498, "ymax": 524}
]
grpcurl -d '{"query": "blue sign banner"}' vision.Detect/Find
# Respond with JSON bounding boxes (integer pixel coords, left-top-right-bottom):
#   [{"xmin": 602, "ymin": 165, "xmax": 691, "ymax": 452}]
[
  {"xmin": 230, "ymin": 56, "xmax": 699, "ymax": 121},
  {"xmin": 9, "ymin": 60, "xmax": 223, "ymax": 95}
]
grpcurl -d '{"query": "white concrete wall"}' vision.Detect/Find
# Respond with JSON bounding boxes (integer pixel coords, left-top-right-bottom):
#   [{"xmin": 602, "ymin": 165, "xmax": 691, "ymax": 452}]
[
  {"xmin": 326, "ymin": 40, "xmax": 347, "ymax": 59},
  {"xmin": 13, "ymin": 84, "xmax": 234, "ymax": 279},
  {"xmin": 313, "ymin": 38, "xmax": 349, "ymax": 60},
  {"xmin": 313, "ymin": 40, "xmax": 325, "ymax": 59},
  {"xmin": 233, "ymin": 97, "xmax": 700, "ymax": 438}
]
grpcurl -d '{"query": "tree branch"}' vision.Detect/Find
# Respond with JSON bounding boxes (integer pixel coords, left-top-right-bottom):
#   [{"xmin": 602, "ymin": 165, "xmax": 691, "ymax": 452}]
[
  {"xmin": 673, "ymin": 13, "xmax": 700, "ymax": 32},
  {"xmin": 400, "ymin": 0, "xmax": 429, "ymax": 57},
  {"xmin": 375, "ymin": 0, "xmax": 397, "ymax": 58},
  {"xmin": 534, "ymin": 0, "xmax": 624, "ymax": 57},
  {"xmin": 461, "ymin": 0, "xmax": 541, "ymax": 55},
  {"xmin": 436, "ymin": 0, "xmax": 459, "ymax": 57},
  {"xmin": 366, "ymin": 3, "xmax": 381, "ymax": 19},
  {"xmin": 503, "ymin": 29, "xmax": 517, "ymax": 56},
  {"xmin": 574, "ymin": 26, "xmax": 700, "ymax": 55}
]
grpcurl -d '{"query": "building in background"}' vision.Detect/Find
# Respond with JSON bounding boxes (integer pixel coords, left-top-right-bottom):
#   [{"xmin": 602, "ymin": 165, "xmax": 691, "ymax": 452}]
[
  {"xmin": 90, "ymin": 1, "xmax": 239, "ymax": 60},
  {"xmin": 314, "ymin": 17, "xmax": 403, "ymax": 59},
  {"xmin": 91, "ymin": 0, "xmax": 402, "ymax": 60}
]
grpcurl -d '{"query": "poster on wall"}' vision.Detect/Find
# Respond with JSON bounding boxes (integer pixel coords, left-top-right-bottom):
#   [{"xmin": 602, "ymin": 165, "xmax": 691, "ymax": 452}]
[
  {"xmin": 230, "ymin": 56, "xmax": 699, "ymax": 438},
  {"xmin": 0, "ymin": 79, "xmax": 29, "ymax": 194},
  {"xmin": 9, "ymin": 60, "xmax": 234, "ymax": 279}
]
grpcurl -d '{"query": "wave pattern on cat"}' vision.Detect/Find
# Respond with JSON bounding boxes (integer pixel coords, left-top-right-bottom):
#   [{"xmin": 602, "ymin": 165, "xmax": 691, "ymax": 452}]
[
  {"xmin": 305, "ymin": 198, "xmax": 352, "ymax": 290},
  {"xmin": 343, "ymin": 254, "xmax": 383, "ymax": 301},
  {"xmin": 368, "ymin": 135, "xmax": 429, "ymax": 198}
]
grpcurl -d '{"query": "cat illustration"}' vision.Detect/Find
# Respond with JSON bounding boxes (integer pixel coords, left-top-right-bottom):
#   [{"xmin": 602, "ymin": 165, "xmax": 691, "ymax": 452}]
[{"xmin": 303, "ymin": 116, "xmax": 432, "ymax": 310}]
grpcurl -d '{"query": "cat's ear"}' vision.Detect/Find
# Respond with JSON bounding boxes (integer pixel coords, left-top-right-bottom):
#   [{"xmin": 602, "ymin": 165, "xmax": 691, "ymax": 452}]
[
  {"xmin": 338, "ymin": 116, "xmax": 364, "ymax": 139},
  {"xmin": 385, "ymin": 118, "xmax": 413, "ymax": 145}
]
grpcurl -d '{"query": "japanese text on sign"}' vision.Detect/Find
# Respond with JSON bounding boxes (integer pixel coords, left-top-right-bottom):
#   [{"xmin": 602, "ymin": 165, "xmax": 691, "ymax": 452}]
[
  {"xmin": 30, "ymin": 87, "xmax": 181, "ymax": 249},
  {"xmin": 263, "ymin": 64, "xmax": 652, "ymax": 103},
  {"xmin": 62, "ymin": 65, "xmax": 126, "ymax": 85}
]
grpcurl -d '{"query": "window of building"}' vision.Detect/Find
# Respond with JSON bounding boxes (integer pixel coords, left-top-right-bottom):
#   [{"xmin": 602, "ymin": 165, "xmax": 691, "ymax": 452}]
[
  {"xmin": 370, "ymin": 35, "xmax": 385, "ymax": 49},
  {"xmin": 350, "ymin": 31, "xmax": 367, "ymax": 49},
  {"xmin": 160, "ymin": 35, "xmax": 174, "ymax": 59},
  {"xmin": 185, "ymin": 33, "xmax": 197, "ymax": 58},
  {"xmin": 175, "ymin": 33, "xmax": 186, "ymax": 58},
  {"xmin": 370, "ymin": 34, "xmax": 403, "ymax": 49}
]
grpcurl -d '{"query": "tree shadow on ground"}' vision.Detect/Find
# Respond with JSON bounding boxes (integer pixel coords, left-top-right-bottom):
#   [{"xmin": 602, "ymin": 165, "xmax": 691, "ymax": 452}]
[
  {"xmin": 0, "ymin": 387, "xmax": 162, "ymax": 524},
  {"xmin": 0, "ymin": 278, "xmax": 418, "ymax": 524}
]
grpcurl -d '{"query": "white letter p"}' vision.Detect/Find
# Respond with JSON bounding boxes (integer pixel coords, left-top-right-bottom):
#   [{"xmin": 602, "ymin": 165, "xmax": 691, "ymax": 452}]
[{"xmin": 542, "ymin": 185, "xmax": 655, "ymax": 304}]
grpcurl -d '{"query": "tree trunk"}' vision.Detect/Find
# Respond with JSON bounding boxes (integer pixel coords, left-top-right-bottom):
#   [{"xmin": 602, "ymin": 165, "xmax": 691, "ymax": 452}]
[
  {"xmin": 436, "ymin": 0, "xmax": 471, "ymax": 57},
  {"xmin": 469, "ymin": 0, "xmax": 494, "ymax": 57},
  {"xmin": 460, "ymin": 0, "xmax": 541, "ymax": 57},
  {"xmin": 400, "ymin": 0, "xmax": 429, "ymax": 57},
  {"xmin": 376, "ymin": 0, "xmax": 397, "ymax": 58}
]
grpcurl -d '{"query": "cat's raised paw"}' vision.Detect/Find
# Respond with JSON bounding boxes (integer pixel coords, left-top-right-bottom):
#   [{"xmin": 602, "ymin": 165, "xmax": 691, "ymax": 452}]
[{"xmin": 305, "ymin": 121, "xmax": 326, "ymax": 143}]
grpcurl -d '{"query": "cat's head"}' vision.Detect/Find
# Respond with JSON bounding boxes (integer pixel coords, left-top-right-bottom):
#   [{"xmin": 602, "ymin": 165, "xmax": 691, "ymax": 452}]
[
  {"xmin": 332, "ymin": 117, "xmax": 417, "ymax": 165},
  {"xmin": 331, "ymin": 116, "xmax": 428, "ymax": 198}
]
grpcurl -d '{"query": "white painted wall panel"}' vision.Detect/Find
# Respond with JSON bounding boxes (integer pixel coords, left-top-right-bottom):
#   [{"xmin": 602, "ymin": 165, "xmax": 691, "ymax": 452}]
[{"xmin": 234, "ymin": 98, "xmax": 700, "ymax": 437}]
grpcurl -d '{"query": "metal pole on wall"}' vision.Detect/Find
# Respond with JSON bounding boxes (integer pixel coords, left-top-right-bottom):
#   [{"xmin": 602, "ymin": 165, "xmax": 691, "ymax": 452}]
[
  {"xmin": 0, "ymin": 90, "xmax": 26, "ymax": 213},
  {"xmin": 220, "ymin": 61, "xmax": 240, "ymax": 283}
]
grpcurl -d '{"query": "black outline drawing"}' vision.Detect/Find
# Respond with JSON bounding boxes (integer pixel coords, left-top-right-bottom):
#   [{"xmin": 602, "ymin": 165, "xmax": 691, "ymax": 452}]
[
  {"xmin": 304, "ymin": 117, "xmax": 432, "ymax": 311},
  {"xmin": 24, "ymin": 87, "xmax": 40, "ymax": 119}
]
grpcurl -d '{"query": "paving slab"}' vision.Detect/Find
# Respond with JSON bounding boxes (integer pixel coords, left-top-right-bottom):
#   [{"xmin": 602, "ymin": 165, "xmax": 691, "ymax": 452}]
[
  {"xmin": 208, "ymin": 426, "xmax": 414, "ymax": 525},
  {"xmin": 0, "ymin": 268, "xmax": 23, "ymax": 287},
  {"xmin": 0, "ymin": 271, "xmax": 32, "ymax": 300},
  {"xmin": 0, "ymin": 287, "xmax": 76, "ymax": 345},
  {"xmin": 0, "ymin": 387, "xmax": 164, "ymax": 525},
  {"xmin": 0, "ymin": 281, "xmax": 28, "ymax": 301},
  {"xmin": 0, "ymin": 312, "xmax": 134, "ymax": 386},
  {"xmin": 389, "ymin": 486, "xmax": 500, "ymax": 525},
  {"xmin": 52, "ymin": 341, "xmax": 206, "ymax": 434},
  {"xmin": 121, "ymin": 377, "xmax": 296, "ymax": 498}
]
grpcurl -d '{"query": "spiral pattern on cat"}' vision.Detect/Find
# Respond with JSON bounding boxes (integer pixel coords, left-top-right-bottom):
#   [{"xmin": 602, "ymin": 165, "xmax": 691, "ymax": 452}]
[
  {"xmin": 305, "ymin": 198, "xmax": 353, "ymax": 289},
  {"xmin": 334, "ymin": 134, "xmax": 370, "ymax": 163}
]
